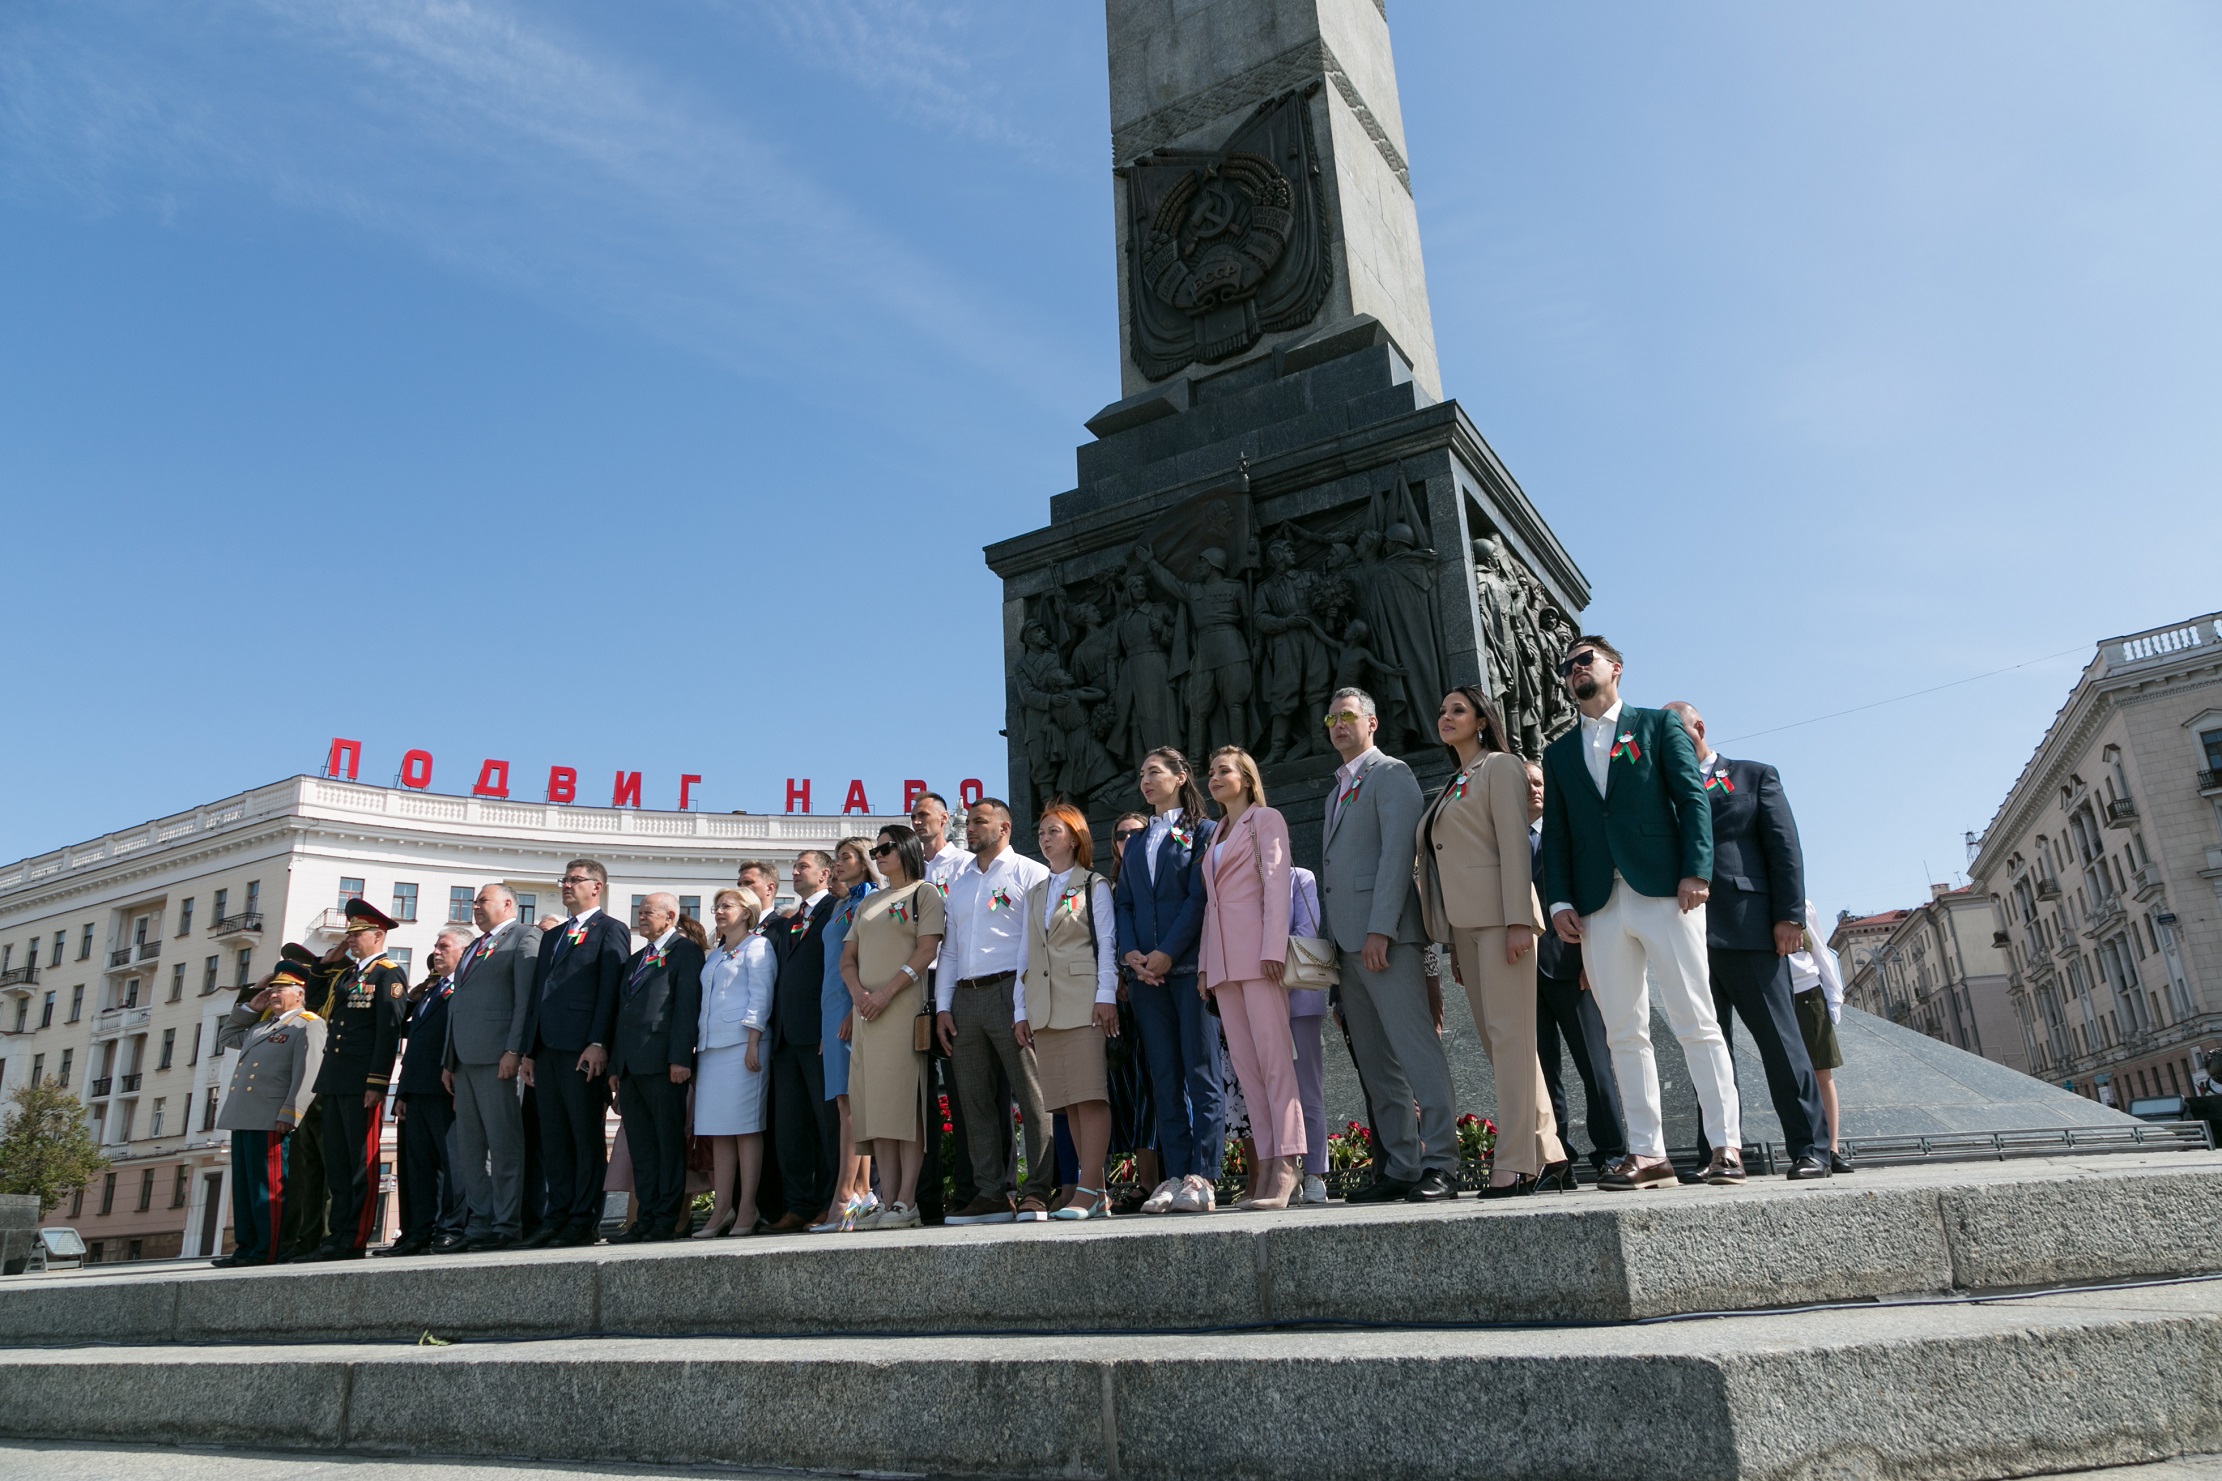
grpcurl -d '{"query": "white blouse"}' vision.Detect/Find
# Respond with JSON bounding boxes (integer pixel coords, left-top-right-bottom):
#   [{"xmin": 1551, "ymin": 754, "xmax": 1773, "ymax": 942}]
[
  {"xmin": 1012, "ymin": 871, "xmax": 1118, "ymax": 1025},
  {"xmin": 697, "ymin": 932, "xmax": 775, "ymax": 1050}
]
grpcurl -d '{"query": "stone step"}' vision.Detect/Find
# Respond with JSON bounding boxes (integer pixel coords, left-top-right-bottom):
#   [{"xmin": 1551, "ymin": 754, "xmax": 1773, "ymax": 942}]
[
  {"xmin": 2, "ymin": 1153, "xmax": 2216, "ymax": 1348},
  {"xmin": 2, "ymin": 1279, "xmax": 2218, "ymax": 1479}
]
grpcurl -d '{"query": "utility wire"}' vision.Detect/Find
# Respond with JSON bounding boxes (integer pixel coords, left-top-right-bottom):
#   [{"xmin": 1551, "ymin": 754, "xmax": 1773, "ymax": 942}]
[{"xmin": 1717, "ymin": 645, "xmax": 2088, "ymax": 746}]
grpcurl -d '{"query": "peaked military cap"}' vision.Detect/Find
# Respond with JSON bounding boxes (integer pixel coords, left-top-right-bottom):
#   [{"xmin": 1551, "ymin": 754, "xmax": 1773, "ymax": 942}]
[
  {"xmin": 280, "ymin": 941, "xmax": 320, "ymax": 968},
  {"xmin": 342, "ymin": 898, "xmax": 400, "ymax": 934},
  {"xmin": 269, "ymin": 958, "xmax": 314, "ymax": 988}
]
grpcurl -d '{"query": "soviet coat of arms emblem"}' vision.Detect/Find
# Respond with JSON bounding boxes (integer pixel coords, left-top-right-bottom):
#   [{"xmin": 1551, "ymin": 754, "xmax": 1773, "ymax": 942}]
[{"xmin": 1121, "ymin": 85, "xmax": 1333, "ymax": 381}]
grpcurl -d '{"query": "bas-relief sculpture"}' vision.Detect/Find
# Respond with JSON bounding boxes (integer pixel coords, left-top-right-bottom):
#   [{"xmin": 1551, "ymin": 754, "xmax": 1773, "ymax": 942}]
[{"xmin": 1012, "ymin": 471, "xmax": 1578, "ymax": 821}]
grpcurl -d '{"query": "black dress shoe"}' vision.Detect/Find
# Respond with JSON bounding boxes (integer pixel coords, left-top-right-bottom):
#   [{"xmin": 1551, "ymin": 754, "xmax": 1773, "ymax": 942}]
[
  {"xmin": 517, "ymin": 1226, "xmax": 564, "ymax": 1250},
  {"xmin": 1343, "ymin": 1175, "xmax": 1416, "ymax": 1204},
  {"xmin": 426, "ymin": 1235, "xmax": 469, "ymax": 1254},
  {"xmin": 606, "ymin": 1225, "xmax": 647, "ymax": 1245},
  {"xmin": 376, "ymin": 1238, "xmax": 430, "ymax": 1258},
  {"xmin": 459, "ymin": 1233, "xmax": 516, "ymax": 1254},
  {"xmin": 1786, "ymin": 1154, "xmax": 1831, "ymax": 1181},
  {"xmin": 1405, "ymin": 1169, "xmax": 1459, "ymax": 1202},
  {"xmin": 561, "ymin": 1220, "xmax": 603, "ymax": 1247},
  {"xmin": 1829, "ymin": 1149, "xmax": 1857, "ymax": 1174},
  {"xmin": 1476, "ymin": 1175, "xmax": 1537, "ymax": 1200},
  {"xmin": 208, "ymin": 1255, "xmax": 246, "ymax": 1268}
]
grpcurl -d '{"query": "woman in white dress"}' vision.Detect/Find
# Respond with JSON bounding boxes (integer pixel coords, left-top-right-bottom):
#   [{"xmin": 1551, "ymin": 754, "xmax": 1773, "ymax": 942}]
[{"xmin": 693, "ymin": 888, "xmax": 774, "ymax": 1237}]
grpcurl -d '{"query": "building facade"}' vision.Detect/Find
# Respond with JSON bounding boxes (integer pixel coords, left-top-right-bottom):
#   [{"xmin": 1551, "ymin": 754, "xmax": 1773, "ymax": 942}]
[
  {"xmin": 1966, "ymin": 612, "xmax": 2222, "ymax": 1108},
  {"xmin": 1833, "ymin": 886, "xmax": 2026, "ymax": 1075},
  {"xmin": 0, "ymin": 776, "xmax": 905, "ymax": 1262}
]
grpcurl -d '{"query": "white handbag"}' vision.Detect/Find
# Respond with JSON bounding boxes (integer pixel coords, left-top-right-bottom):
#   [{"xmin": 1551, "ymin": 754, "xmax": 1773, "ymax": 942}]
[{"xmin": 1282, "ymin": 860, "xmax": 1340, "ymax": 990}]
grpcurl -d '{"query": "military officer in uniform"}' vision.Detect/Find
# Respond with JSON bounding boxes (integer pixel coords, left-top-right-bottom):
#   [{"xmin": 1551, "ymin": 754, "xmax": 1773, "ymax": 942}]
[
  {"xmin": 212, "ymin": 959, "xmax": 326, "ymax": 1267},
  {"xmin": 274, "ymin": 940, "xmax": 341, "ymax": 1259},
  {"xmin": 293, "ymin": 899, "xmax": 408, "ymax": 1261}
]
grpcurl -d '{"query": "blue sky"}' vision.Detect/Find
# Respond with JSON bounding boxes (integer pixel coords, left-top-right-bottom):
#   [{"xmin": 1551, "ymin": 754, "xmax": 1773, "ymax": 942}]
[{"xmin": 3, "ymin": 2, "xmax": 2218, "ymax": 927}]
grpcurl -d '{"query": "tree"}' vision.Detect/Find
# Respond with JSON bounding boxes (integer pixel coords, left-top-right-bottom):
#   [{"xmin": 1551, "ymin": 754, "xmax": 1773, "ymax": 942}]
[{"xmin": 0, "ymin": 1079, "xmax": 110, "ymax": 1215}]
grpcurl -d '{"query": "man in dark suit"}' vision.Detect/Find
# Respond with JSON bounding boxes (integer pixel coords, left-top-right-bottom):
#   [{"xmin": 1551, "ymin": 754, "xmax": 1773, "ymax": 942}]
[
  {"xmin": 520, "ymin": 858, "xmax": 629, "ymax": 1248},
  {"xmin": 764, "ymin": 851, "xmax": 840, "ymax": 1233},
  {"xmin": 608, "ymin": 893, "xmax": 702, "ymax": 1242},
  {"xmin": 1666, "ymin": 703, "xmax": 1832, "ymax": 1181},
  {"xmin": 1523, "ymin": 760, "xmax": 1628, "ymax": 1173},
  {"xmin": 1540, "ymin": 634, "xmax": 1743, "ymax": 1190},
  {"xmin": 439, "ymin": 885, "xmax": 544, "ymax": 1252},
  {"xmin": 383, "ymin": 927, "xmax": 470, "ymax": 1256},
  {"xmin": 294, "ymin": 899, "xmax": 409, "ymax": 1260}
]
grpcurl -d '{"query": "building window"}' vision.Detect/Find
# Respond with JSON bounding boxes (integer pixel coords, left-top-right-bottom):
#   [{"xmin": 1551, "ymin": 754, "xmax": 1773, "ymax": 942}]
[
  {"xmin": 49, "ymin": 932, "xmax": 63, "ymax": 968},
  {"xmin": 234, "ymin": 949, "xmax": 253, "ymax": 988},
  {"xmin": 122, "ymin": 979, "xmax": 140, "ymax": 1010},
  {"xmin": 516, "ymin": 892, "xmax": 536, "ymax": 922},
  {"xmin": 392, "ymin": 883, "xmax": 419, "ymax": 923},
  {"xmin": 245, "ymin": 881, "xmax": 260, "ymax": 915},
  {"xmin": 68, "ymin": 1187, "xmax": 82, "ymax": 1218},
  {"xmin": 449, "ymin": 886, "xmax": 474, "ymax": 923},
  {"xmin": 177, "ymin": 898, "xmax": 195, "ymax": 937},
  {"xmin": 150, "ymin": 1098, "xmax": 166, "ymax": 1138},
  {"xmin": 166, "ymin": 963, "xmax": 183, "ymax": 1001},
  {"xmin": 203, "ymin": 956, "xmax": 218, "ymax": 994},
  {"xmin": 212, "ymin": 888, "xmax": 228, "ymax": 923},
  {"xmin": 137, "ymin": 1168, "xmax": 155, "ymax": 1212},
  {"xmin": 172, "ymin": 1164, "xmax": 189, "ymax": 1209},
  {"xmin": 115, "ymin": 1102, "xmax": 135, "ymax": 1142},
  {"xmin": 631, "ymin": 894, "xmax": 646, "ymax": 918},
  {"xmin": 99, "ymin": 1171, "xmax": 116, "ymax": 1215},
  {"xmin": 2202, "ymin": 727, "xmax": 2222, "ymax": 773},
  {"xmin": 39, "ymin": 992, "xmax": 53, "ymax": 1029},
  {"xmin": 158, "ymin": 1028, "xmax": 175, "ymax": 1070},
  {"xmin": 679, "ymin": 896, "xmax": 701, "ymax": 921},
  {"xmin": 30, "ymin": 1054, "xmax": 43, "ymax": 1085},
  {"xmin": 10, "ymin": 999, "xmax": 24, "ymax": 1034},
  {"xmin": 189, "ymin": 1024, "xmax": 201, "ymax": 1066},
  {"xmin": 67, "ymin": 985, "xmax": 83, "ymax": 1022},
  {"xmin": 78, "ymin": 924, "xmax": 93, "ymax": 960},
  {"xmin": 387, "ymin": 947, "xmax": 414, "ymax": 979},
  {"xmin": 2, "ymin": 946, "xmax": 11, "ymax": 973},
  {"xmin": 338, "ymin": 878, "xmax": 365, "ymax": 908},
  {"xmin": 201, "ymin": 1087, "xmax": 218, "ymax": 1132}
]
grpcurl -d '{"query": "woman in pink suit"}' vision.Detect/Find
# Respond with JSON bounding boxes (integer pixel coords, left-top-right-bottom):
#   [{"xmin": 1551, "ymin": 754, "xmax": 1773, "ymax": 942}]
[{"xmin": 1198, "ymin": 746, "xmax": 1304, "ymax": 1210}]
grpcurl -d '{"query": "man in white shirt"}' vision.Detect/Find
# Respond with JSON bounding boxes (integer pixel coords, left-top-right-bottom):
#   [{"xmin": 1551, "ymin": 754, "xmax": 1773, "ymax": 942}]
[
  {"xmin": 934, "ymin": 798, "xmax": 1052, "ymax": 1223},
  {"xmin": 909, "ymin": 792, "xmax": 974, "ymax": 1222}
]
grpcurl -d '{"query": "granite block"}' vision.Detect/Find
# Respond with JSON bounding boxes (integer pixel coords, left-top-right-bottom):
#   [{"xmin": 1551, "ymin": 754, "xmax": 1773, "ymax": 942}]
[
  {"xmin": 0, "ymin": 1349, "xmax": 345, "ymax": 1450},
  {"xmin": 1941, "ymin": 1162, "xmax": 2222, "ymax": 1289},
  {"xmin": 172, "ymin": 1249, "xmax": 601, "ymax": 1343},
  {"xmin": 0, "ymin": 1273, "xmax": 177, "ymax": 1345}
]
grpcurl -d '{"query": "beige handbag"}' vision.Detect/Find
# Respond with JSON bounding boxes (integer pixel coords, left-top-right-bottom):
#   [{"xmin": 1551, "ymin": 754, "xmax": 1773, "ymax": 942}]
[{"xmin": 1281, "ymin": 850, "xmax": 1340, "ymax": 990}]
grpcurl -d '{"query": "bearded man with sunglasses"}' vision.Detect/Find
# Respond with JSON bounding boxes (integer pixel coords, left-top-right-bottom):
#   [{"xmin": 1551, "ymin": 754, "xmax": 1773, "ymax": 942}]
[{"xmin": 1538, "ymin": 636, "xmax": 1744, "ymax": 1190}]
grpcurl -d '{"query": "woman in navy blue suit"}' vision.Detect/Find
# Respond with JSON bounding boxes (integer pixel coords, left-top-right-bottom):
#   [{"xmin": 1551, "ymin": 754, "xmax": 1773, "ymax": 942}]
[{"xmin": 1113, "ymin": 747, "xmax": 1223, "ymax": 1215}]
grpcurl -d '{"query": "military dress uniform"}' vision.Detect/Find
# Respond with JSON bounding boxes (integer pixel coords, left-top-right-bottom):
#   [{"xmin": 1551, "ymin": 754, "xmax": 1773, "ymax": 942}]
[
  {"xmin": 213, "ymin": 960, "xmax": 326, "ymax": 1267},
  {"xmin": 277, "ymin": 943, "xmax": 344, "ymax": 1258},
  {"xmin": 300, "ymin": 901, "xmax": 408, "ymax": 1259}
]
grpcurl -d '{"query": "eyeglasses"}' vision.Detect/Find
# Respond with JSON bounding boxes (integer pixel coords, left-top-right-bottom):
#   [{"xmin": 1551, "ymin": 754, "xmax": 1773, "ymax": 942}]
[
  {"xmin": 1556, "ymin": 650, "xmax": 1601, "ymax": 677},
  {"xmin": 1322, "ymin": 711, "xmax": 1367, "ymax": 728},
  {"xmin": 560, "ymin": 875, "xmax": 593, "ymax": 886},
  {"xmin": 870, "ymin": 843, "xmax": 897, "ymax": 857}
]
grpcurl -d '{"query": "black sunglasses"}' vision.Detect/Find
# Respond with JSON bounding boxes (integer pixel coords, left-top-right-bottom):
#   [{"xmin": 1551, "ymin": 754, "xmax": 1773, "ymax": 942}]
[
  {"xmin": 1556, "ymin": 650, "xmax": 1602, "ymax": 677},
  {"xmin": 871, "ymin": 842, "xmax": 897, "ymax": 857}
]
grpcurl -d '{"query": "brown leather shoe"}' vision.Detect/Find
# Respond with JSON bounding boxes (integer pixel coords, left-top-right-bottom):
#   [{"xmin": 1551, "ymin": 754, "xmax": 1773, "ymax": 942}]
[
  {"xmin": 1015, "ymin": 1196, "xmax": 1050, "ymax": 1223},
  {"xmin": 762, "ymin": 1212, "xmax": 810, "ymax": 1234},
  {"xmin": 1703, "ymin": 1150, "xmax": 1747, "ymax": 1186},
  {"xmin": 1599, "ymin": 1155, "xmax": 1680, "ymax": 1191}
]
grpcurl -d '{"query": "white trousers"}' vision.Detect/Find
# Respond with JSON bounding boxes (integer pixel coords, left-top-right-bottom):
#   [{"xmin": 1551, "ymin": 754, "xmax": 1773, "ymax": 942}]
[{"xmin": 1581, "ymin": 878, "xmax": 1740, "ymax": 1158}]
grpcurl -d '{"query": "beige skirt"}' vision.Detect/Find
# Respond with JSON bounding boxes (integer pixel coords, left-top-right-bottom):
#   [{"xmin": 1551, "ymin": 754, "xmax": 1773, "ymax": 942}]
[
  {"xmin": 849, "ymin": 980, "xmax": 924, "ymax": 1147},
  {"xmin": 1033, "ymin": 1024, "xmax": 1108, "ymax": 1110}
]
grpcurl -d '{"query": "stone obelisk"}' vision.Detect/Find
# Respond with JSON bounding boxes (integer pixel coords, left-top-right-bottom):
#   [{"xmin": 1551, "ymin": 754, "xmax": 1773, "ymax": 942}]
[{"xmin": 988, "ymin": 0, "xmax": 1588, "ymax": 865}]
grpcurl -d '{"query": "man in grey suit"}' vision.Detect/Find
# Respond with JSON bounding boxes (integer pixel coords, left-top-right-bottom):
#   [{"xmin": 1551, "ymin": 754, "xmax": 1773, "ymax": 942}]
[
  {"xmin": 1320, "ymin": 687, "xmax": 1460, "ymax": 1201},
  {"xmin": 440, "ymin": 883, "xmax": 544, "ymax": 1252}
]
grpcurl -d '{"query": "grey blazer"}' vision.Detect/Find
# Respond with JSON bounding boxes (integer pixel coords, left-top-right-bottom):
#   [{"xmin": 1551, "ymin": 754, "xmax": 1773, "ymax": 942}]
[
  {"xmin": 444, "ymin": 919, "xmax": 545, "ymax": 1069},
  {"xmin": 1318, "ymin": 749, "xmax": 1428, "ymax": 951}
]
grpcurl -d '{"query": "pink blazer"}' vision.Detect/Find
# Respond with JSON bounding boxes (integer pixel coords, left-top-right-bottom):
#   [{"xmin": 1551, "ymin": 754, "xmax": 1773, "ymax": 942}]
[{"xmin": 1198, "ymin": 805, "xmax": 1293, "ymax": 987}]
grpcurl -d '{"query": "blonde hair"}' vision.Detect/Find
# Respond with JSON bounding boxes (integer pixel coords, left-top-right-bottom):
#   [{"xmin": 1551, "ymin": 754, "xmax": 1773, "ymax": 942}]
[
  {"xmin": 836, "ymin": 836, "xmax": 883, "ymax": 886},
  {"xmin": 1207, "ymin": 746, "xmax": 1267, "ymax": 812},
  {"xmin": 713, "ymin": 888, "xmax": 763, "ymax": 934}
]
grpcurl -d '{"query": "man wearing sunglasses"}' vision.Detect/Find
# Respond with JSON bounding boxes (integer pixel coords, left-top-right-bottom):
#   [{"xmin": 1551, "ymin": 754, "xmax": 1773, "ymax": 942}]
[{"xmin": 1538, "ymin": 637, "xmax": 1744, "ymax": 1190}]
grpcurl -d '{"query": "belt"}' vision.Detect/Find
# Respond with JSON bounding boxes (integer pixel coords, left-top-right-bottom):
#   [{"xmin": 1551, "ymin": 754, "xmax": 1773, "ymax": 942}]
[{"xmin": 956, "ymin": 971, "xmax": 1016, "ymax": 990}]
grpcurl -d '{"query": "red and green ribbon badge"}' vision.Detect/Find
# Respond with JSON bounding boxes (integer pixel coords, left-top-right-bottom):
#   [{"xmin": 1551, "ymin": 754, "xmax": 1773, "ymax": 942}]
[
  {"xmin": 1169, "ymin": 823, "xmax": 1193, "ymax": 850},
  {"xmin": 1447, "ymin": 772, "xmax": 1470, "ymax": 801},
  {"xmin": 890, "ymin": 895, "xmax": 916, "ymax": 925},
  {"xmin": 1703, "ymin": 772, "xmax": 1736, "ymax": 794},
  {"xmin": 1610, "ymin": 731, "xmax": 1642, "ymax": 765},
  {"xmin": 1337, "ymin": 776, "xmax": 1364, "ymax": 811},
  {"xmin": 1058, "ymin": 887, "xmax": 1085, "ymax": 918},
  {"xmin": 565, "ymin": 921, "xmax": 587, "ymax": 947},
  {"xmin": 988, "ymin": 888, "xmax": 1013, "ymax": 914}
]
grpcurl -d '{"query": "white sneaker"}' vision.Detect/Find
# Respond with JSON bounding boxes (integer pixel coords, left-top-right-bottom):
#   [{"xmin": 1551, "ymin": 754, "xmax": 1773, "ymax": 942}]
[
  {"xmin": 1301, "ymin": 1175, "xmax": 1329, "ymax": 1205},
  {"xmin": 1140, "ymin": 1178, "xmax": 1180, "ymax": 1216},
  {"xmin": 873, "ymin": 1202, "xmax": 921, "ymax": 1230},
  {"xmin": 1170, "ymin": 1175, "xmax": 1216, "ymax": 1214}
]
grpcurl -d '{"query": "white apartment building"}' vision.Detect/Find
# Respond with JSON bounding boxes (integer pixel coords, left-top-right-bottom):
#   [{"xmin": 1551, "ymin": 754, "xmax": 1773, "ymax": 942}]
[
  {"xmin": 0, "ymin": 775, "xmax": 905, "ymax": 1262},
  {"xmin": 1834, "ymin": 885, "xmax": 2027, "ymax": 1075},
  {"xmin": 1967, "ymin": 612, "xmax": 2222, "ymax": 1108}
]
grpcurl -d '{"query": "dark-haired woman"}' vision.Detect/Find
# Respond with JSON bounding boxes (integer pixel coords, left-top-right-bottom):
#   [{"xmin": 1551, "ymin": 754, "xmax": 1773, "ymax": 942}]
[
  {"xmin": 839, "ymin": 823, "xmax": 944, "ymax": 1229},
  {"xmin": 1112, "ymin": 747, "xmax": 1221, "ymax": 1215},
  {"xmin": 1415, "ymin": 686, "xmax": 1568, "ymax": 1194}
]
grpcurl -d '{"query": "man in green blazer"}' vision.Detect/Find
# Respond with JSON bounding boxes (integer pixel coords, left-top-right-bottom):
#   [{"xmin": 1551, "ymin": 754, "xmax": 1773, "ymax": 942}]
[{"xmin": 1539, "ymin": 634, "xmax": 1745, "ymax": 1190}]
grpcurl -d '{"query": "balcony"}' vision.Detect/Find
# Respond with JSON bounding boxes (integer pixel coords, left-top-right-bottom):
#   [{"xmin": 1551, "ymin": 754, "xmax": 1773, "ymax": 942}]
[
  {"xmin": 105, "ymin": 941, "xmax": 160, "ymax": 973},
  {"xmin": 88, "ymin": 1077, "xmax": 112, "ymax": 1098},
  {"xmin": 91, "ymin": 1005, "xmax": 151, "ymax": 1041},
  {"xmin": 1991, "ymin": 931, "xmax": 2011, "ymax": 948},
  {"xmin": 2036, "ymin": 876, "xmax": 2062, "ymax": 901},
  {"xmin": 0, "ymin": 962, "xmax": 36, "ymax": 991},
  {"xmin": 2201, "ymin": 769, "xmax": 2222, "ymax": 796},
  {"xmin": 118, "ymin": 1073, "xmax": 141, "ymax": 1093},
  {"xmin": 2131, "ymin": 865, "xmax": 2168, "ymax": 902},
  {"xmin": 208, "ymin": 912, "xmax": 264, "ymax": 939},
  {"xmin": 2083, "ymin": 896, "xmax": 2126, "ymax": 940},
  {"xmin": 2103, "ymin": 797, "xmax": 2138, "ymax": 828}
]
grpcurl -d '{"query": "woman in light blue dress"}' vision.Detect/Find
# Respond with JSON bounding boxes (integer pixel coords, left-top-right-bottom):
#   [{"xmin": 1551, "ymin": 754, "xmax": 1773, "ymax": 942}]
[
  {"xmin": 816, "ymin": 837, "xmax": 879, "ymax": 1229},
  {"xmin": 693, "ymin": 889, "xmax": 774, "ymax": 1237}
]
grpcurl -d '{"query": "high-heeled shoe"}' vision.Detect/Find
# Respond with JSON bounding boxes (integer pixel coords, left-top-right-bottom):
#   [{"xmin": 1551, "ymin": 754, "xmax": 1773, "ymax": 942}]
[
  {"xmin": 691, "ymin": 1208, "xmax": 738, "ymax": 1240},
  {"xmin": 1476, "ymin": 1174, "xmax": 1538, "ymax": 1200},
  {"xmin": 1052, "ymin": 1186, "xmax": 1112, "ymax": 1220},
  {"xmin": 1535, "ymin": 1160, "xmax": 1578, "ymax": 1193}
]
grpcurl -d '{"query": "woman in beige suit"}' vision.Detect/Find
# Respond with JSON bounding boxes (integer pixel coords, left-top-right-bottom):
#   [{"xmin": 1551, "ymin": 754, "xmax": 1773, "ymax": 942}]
[
  {"xmin": 1415, "ymin": 684, "xmax": 1568, "ymax": 1194},
  {"xmin": 840, "ymin": 824, "xmax": 945, "ymax": 1230},
  {"xmin": 1012, "ymin": 803, "xmax": 1121, "ymax": 1221}
]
